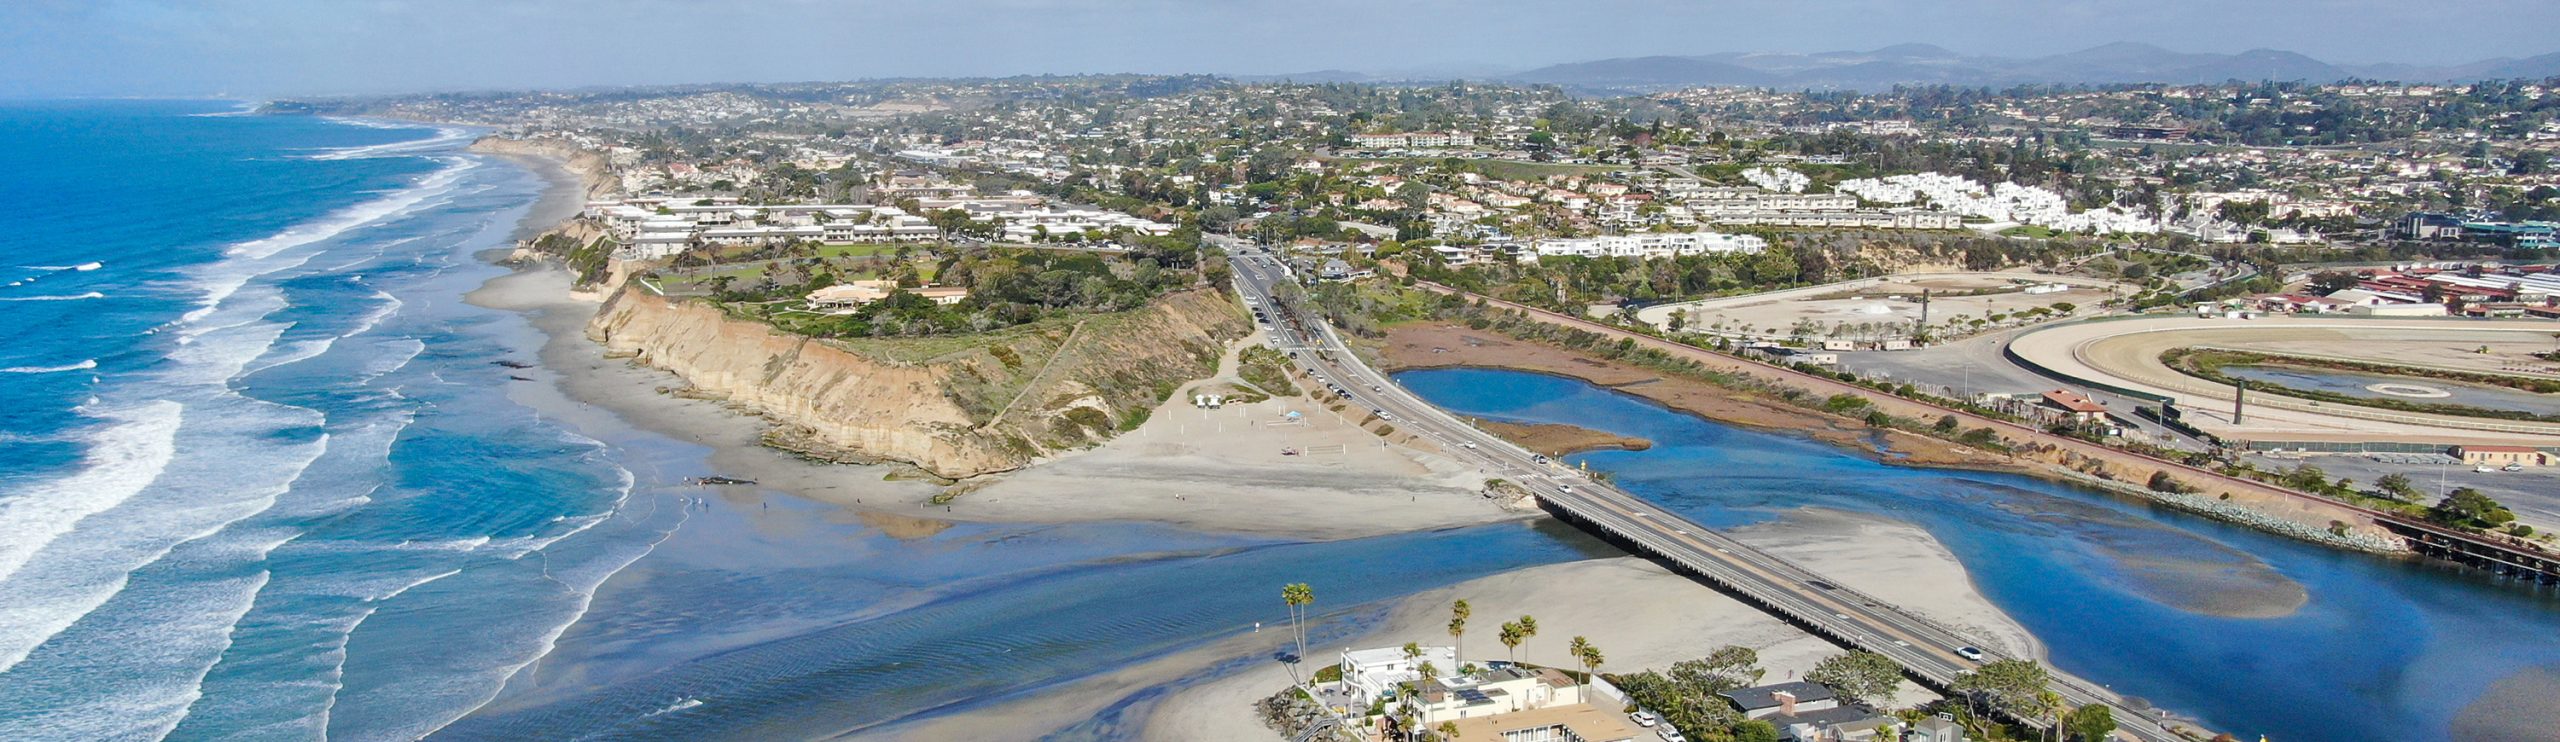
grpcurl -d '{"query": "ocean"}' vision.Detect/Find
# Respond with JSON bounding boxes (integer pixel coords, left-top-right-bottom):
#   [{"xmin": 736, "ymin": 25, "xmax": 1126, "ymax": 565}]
[
  {"xmin": 0, "ymin": 102, "xmax": 1614, "ymax": 739},
  {"xmin": 0, "ymin": 100, "xmax": 679, "ymax": 739}
]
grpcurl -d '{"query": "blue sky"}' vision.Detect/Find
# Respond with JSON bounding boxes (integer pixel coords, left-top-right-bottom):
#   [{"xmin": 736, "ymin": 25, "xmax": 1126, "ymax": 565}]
[{"xmin": 6, "ymin": 0, "xmax": 2558, "ymax": 97}]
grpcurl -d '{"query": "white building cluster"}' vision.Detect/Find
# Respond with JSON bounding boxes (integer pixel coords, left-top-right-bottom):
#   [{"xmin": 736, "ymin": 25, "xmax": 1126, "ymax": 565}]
[
  {"xmin": 1522, "ymin": 231, "xmax": 1768, "ymax": 261},
  {"xmin": 1835, "ymin": 172, "xmax": 2159, "ymax": 234},
  {"xmin": 1740, "ymin": 166, "xmax": 1810, "ymax": 193},
  {"xmin": 588, "ymin": 197, "xmax": 943, "ymax": 260},
  {"xmin": 1349, "ymin": 131, "xmax": 1477, "ymax": 149}
]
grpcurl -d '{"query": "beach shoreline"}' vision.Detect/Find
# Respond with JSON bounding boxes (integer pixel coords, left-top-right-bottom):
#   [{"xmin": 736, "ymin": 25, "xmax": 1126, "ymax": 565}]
[{"xmin": 457, "ymin": 146, "xmax": 2059, "ymax": 742}]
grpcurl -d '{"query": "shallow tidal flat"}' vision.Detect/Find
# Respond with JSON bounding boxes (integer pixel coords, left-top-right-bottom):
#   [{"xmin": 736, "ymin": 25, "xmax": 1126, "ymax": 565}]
[{"xmin": 1475, "ymin": 419, "xmax": 1653, "ymax": 455}]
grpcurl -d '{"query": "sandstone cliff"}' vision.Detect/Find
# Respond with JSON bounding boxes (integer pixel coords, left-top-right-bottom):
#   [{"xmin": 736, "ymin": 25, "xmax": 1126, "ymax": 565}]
[
  {"xmin": 468, "ymin": 136, "xmax": 616, "ymax": 199},
  {"xmin": 588, "ymin": 286, "xmax": 1249, "ymax": 478}
]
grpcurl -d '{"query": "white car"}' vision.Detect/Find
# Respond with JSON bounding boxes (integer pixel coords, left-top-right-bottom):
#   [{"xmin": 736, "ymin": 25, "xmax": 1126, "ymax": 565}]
[
  {"xmin": 1629, "ymin": 710, "xmax": 1658, "ymax": 727},
  {"xmin": 1659, "ymin": 728, "xmax": 1687, "ymax": 742},
  {"xmin": 1955, "ymin": 646, "xmax": 1986, "ymax": 662}
]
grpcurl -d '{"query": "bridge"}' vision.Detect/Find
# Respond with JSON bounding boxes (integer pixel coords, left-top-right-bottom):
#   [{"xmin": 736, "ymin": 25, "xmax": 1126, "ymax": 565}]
[{"xmin": 1224, "ymin": 249, "xmax": 2203, "ymax": 741}]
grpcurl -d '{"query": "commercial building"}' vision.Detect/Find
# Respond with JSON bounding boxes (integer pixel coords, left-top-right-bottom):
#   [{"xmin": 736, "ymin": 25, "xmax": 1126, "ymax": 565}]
[{"xmin": 2452, "ymin": 445, "xmax": 2555, "ymax": 468}]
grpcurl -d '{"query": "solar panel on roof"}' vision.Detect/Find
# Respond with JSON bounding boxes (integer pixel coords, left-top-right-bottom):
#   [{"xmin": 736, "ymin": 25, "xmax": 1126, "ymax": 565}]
[{"xmin": 1455, "ymin": 689, "xmax": 1492, "ymax": 704}]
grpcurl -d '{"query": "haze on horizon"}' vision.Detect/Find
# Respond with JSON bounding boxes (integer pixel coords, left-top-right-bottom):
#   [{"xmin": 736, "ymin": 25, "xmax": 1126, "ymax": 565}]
[{"xmin": 6, "ymin": 0, "xmax": 2559, "ymax": 98}]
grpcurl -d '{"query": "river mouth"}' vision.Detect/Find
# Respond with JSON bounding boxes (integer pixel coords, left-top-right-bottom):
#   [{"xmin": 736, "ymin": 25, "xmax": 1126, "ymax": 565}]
[{"xmin": 1394, "ymin": 365, "xmax": 2560, "ymax": 742}]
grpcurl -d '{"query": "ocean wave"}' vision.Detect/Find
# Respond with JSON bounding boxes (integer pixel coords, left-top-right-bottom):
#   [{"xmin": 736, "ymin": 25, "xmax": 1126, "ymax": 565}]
[
  {"xmin": 0, "ymin": 401, "xmax": 185, "ymax": 673},
  {"xmin": 304, "ymin": 121, "xmax": 476, "ymax": 161},
  {"xmin": 0, "ymin": 291, "xmax": 105, "ymax": 301},
  {"xmin": 182, "ymin": 159, "xmax": 474, "ymax": 328},
  {"xmin": 24, "ymin": 262, "xmax": 103, "ymax": 272},
  {"xmin": 363, "ymin": 568, "xmax": 464, "ymax": 603},
  {"xmin": 1, "ymin": 359, "xmax": 98, "ymax": 374}
]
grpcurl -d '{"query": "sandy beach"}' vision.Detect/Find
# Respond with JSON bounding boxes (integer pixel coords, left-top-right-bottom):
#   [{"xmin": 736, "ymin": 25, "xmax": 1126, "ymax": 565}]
[
  {"xmin": 466, "ymin": 151, "xmax": 2051, "ymax": 742},
  {"xmin": 862, "ymin": 507, "xmax": 2038, "ymax": 742}
]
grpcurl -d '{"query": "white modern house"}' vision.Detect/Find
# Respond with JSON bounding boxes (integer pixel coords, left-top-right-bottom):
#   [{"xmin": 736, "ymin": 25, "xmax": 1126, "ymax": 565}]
[{"xmin": 1338, "ymin": 645, "xmax": 1456, "ymax": 706}]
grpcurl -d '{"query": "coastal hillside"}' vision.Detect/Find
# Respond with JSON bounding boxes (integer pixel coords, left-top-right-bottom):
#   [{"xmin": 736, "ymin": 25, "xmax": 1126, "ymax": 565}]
[
  {"xmin": 468, "ymin": 136, "xmax": 617, "ymax": 199},
  {"xmin": 588, "ymin": 284, "xmax": 1247, "ymax": 478}
]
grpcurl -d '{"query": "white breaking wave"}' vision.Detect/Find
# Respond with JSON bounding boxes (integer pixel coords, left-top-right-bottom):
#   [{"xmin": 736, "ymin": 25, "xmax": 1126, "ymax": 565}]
[
  {"xmin": 305, "ymin": 120, "xmax": 475, "ymax": 161},
  {"xmin": 24, "ymin": 262, "xmax": 103, "ymax": 272},
  {"xmin": 0, "ymin": 291, "xmax": 105, "ymax": 302},
  {"xmin": 0, "ymin": 401, "xmax": 185, "ymax": 673},
  {"xmin": 181, "ymin": 158, "xmax": 473, "ymax": 326},
  {"xmin": 1, "ymin": 359, "xmax": 97, "ymax": 374}
]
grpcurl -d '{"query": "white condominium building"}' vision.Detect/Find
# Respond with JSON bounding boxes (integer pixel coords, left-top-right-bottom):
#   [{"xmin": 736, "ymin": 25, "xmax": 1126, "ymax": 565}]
[{"xmin": 1523, "ymin": 231, "xmax": 1768, "ymax": 261}]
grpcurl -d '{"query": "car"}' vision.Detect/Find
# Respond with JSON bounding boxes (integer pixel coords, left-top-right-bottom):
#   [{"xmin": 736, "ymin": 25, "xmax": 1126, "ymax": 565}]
[
  {"xmin": 1461, "ymin": 442, "xmax": 1477, "ymax": 449},
  {"xmin": 1556, "ymin": 484, "xmax": 1573, "ymax": 493},
  {"xmin": 1955, "ymin": 646, "xmax": 1986, "ymax": 662},
  {"xmin": 1659, "ymin": 728, "xmax": 1687, "ymax": 742},
  {"xmin": 1629, "ymin": 710, "xmax": 1658, "ymax": 727}
]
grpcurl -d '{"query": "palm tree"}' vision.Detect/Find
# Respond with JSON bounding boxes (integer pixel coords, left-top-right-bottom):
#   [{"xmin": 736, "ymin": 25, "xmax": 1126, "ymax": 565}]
[
  {"xmin": 1282, "ymin": 583, "xmax": 1315, "ymax": 664},
  {"xmin": 2038, "ymin": 690, "xmax": 2064, "ymax": 742},
  {"xmin": 1568, "ymin": 636, "xmax": 1603, "ymax": 701},
  {"xmin": 1447, "ymin": 599, "xmax": 1471, "ymax": 676},
  {"xmin": 1497, "ymin": 621, "xmax": 1524, "ymax": 665},
  {"xmin": 1514, "ymin": 615, "xmax": 1537, "ymax": 663}
]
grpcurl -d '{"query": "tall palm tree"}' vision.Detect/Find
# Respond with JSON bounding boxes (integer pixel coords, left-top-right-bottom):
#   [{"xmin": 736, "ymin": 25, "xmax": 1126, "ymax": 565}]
[
  {"xmin": 1447, "ymin": 599, "xmax": 1471, "ymax": 676},
  {"xmin": 1282, "ymin": 583, "xmax": 1315, "ymax": 664},
  {"xmin": 1497, "ymin": 621, "xmax": 1524, "ymax": 665},
  {"xmin": 1514, "ymin": 615, "xmax": 1537, "ymax": 663},
  {"xmin": 1569, "ymin": 636, "xmax": 1603, "ymax": 701},
  {"xmin": 2038, "ymin": 690, "xmax": 2064, "ymax": 742}
]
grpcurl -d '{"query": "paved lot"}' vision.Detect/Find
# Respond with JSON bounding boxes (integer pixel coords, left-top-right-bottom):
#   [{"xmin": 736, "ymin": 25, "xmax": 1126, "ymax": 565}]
[{"xmin": 2252, "ymin": 452, "xmax": 2560, "ymax": 532}]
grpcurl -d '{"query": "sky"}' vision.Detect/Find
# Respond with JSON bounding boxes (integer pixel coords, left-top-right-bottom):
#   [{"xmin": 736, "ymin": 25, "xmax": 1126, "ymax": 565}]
[{"xmin": 6, "ymin": 0, "xmax": 2560, "ymax": 98}]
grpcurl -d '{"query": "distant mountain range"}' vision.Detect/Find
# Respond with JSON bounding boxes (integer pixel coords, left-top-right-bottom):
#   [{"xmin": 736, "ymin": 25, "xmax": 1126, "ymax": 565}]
[{"xmin": 1246, "ymin": 43, "xmax": 2560, "ymax": 92}]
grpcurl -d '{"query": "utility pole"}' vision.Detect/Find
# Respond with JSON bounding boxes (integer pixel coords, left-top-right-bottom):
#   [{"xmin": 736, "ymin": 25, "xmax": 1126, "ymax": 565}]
[{"xmin": 2232, "ymin": 379, "xmax": 2248, "ymax": 425}]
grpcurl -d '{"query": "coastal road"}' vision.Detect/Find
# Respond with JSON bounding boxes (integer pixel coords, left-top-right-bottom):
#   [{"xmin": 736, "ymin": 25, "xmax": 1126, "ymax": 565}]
[{"xmin": 1224, "ymin": 251, "xmax": 2195, "ymax": 742}]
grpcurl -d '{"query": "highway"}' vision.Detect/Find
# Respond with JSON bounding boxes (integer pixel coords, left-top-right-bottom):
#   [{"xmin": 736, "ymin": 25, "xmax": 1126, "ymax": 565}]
[{"xmin": 1222, "ymin": 246, "xmax": 2196, "ymax": 742}]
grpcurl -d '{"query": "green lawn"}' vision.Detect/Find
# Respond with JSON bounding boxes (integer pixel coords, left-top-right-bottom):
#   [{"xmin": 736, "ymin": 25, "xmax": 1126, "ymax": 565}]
[{"xmin": 814, "ymin": 242, "xmax": 912, "ymax": 258}]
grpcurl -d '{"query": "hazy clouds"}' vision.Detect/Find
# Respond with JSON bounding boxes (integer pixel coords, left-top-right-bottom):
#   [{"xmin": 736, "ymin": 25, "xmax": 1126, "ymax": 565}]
[{"xmin": 6, "ymin": 0, "xmax": 2556, "ymax": 97}]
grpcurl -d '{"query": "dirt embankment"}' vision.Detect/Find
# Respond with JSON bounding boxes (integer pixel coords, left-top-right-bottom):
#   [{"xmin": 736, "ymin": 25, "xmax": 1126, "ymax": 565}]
[
  {"xmin": 1477, "ymin": 420, "xmax": 1653, "ymax": 456},
  {"xmin": 1382, "ymin": 322, "xmax": 2004, "ymax": 470},
  {"xmin": 1399, "ymin": 288, "xmax": 2405, "ymax": 549},
  {"xmin": 587, "ymin": 285, "xmax": 1248, "ymax": 479}
]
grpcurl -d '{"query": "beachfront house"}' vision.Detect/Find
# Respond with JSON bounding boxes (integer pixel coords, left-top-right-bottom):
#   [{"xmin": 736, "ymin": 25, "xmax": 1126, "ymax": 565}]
[
  {"xmin": 1339, "ymin": 645, "xmax": 1455, "ymax": 707},
  {"xmin": 1440, "ymin": 702, "xmax": 1642, "ymax": 742},
  {"xmin": 1408, "ymin": 666, "xmax": 1588, "ymax": 725}
]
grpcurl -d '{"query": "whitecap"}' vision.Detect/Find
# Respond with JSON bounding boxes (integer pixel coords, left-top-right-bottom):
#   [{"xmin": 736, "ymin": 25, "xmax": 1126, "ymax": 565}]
[
  {"xmin": 1, "ymin": 359, "xmax": 98, "ymax": 374},
  {"xmin": 23, "ymin": 262, "xmax": 103, "ymax": 272},
  {"xmin": 0, "ymin": 291, "xmax": 105, "ymax": 301},
  {"xmin": 303, "ymin": 120, "xmax": 476, "ymax": 161}
]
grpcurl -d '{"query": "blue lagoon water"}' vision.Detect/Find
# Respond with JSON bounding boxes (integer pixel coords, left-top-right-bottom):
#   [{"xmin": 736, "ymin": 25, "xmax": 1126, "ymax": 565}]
[
  {"xmin": 1398, "ymin": 367, "xmax": 2560, "ymax": 742},
  {"xmin": 15, "ymin": 100, "xmax": 2558, "ymax": 742}
]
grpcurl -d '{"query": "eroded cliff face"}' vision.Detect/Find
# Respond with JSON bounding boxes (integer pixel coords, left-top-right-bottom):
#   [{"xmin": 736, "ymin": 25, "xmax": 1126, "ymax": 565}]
[
  {"xmin": 468, "ymin": 136, "xmax": 616, "ymax": 199},
  {"xmin": 587, "ymin": 286, "xmax": 1247, "ymax": 478}
]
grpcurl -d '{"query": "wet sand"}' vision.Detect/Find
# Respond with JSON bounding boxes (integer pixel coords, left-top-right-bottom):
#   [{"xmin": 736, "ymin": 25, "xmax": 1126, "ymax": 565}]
[
  {"xmin": 463, "ymin": 153, "xmax": 2057, "ymax": 742},
  {"xmin": 870, "ymin": 508, "xmax": 2039, "ymax": 742},
  {"xmin": 1477, "ymin": 420, "xmax": 1654, "ymax": 456}
]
